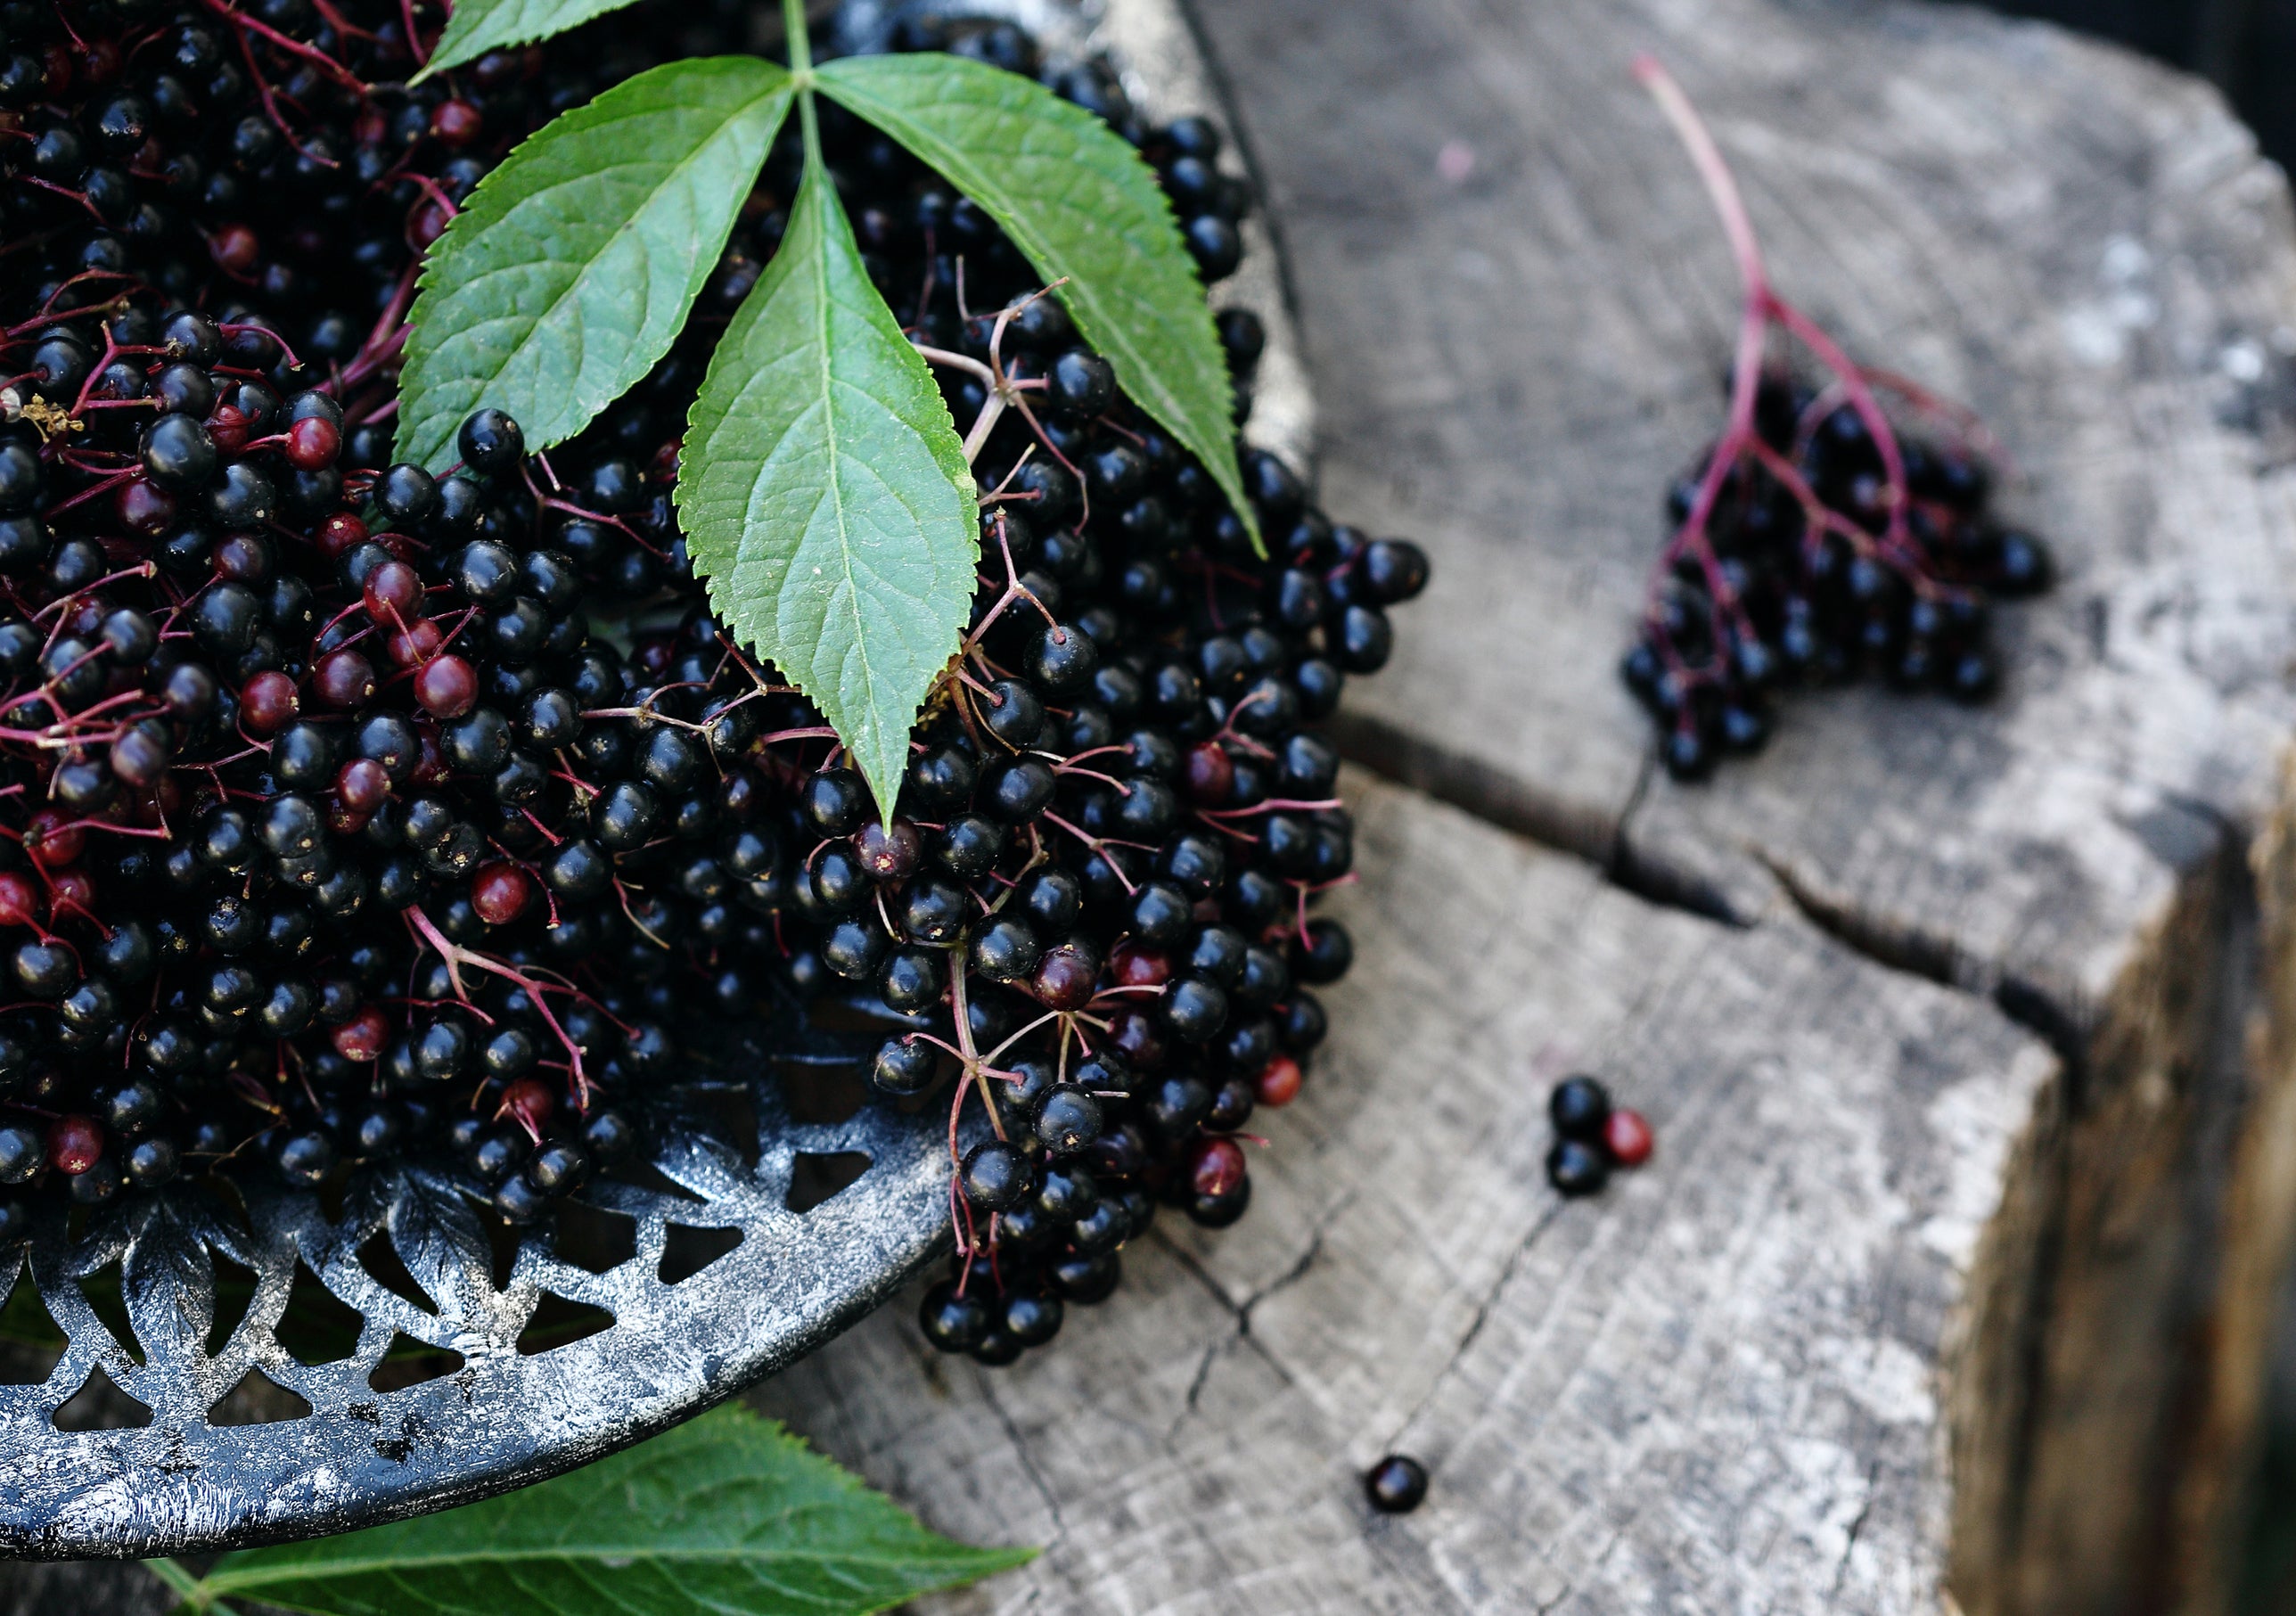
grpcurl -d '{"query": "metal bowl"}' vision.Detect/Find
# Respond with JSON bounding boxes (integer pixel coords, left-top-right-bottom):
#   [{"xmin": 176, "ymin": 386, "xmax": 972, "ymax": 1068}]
[{"xmin": 0, "ymin": 0, "xmax": 1311, "ymax": 1557}]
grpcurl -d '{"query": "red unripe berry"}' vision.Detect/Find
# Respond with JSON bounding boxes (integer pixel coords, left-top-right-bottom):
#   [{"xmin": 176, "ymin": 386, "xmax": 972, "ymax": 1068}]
[
  {"xmin": 388, "ymin": 618, "xmax": 444, "ymax": 668},
  {"xmin": 1255, "ymin": 1054, "xmax": 1304, "ymax": 1107},
  {"xmin": 363, "ymin": 559, "xmax": 422, "ymax": 620},
  {"xmin": 333, "ymin": 1007, "xmax": 390, "ymax": 1062},
  {"xmin": 1110, "ymin": 943, "xmax": 1170, "ymax": 988},
  {"xmin": 286, "ymin": 415, "xmax": 341, "ymax": 471},
  {"xmin": 209, "ymin": 224, "xmax": 258, "ymax": 274},
  {"xmin": 409, "ymin": 201, "xmax": 451, "ymax": 250},
  {"xmin": 334, "ymin": 757, "xmax": 390, "ymax": 814},
  {"xmin": 74, "ymin": 36, "xmax": 117, "ymax": 84},
  {"xmin": 24, "ymin": 808, "xmax": 82, "ymax": 868},
  {"xmin": 411, "ymin": 728, "xmax": 449, "ymax": 786},
  {"xmin": 1603, "ymin": 1108, "xmax": 1653, "ymax": 1168},
  {"xmin": 47, "ymin": 868, "xmax": 93, "ymax": 920},
  {"xmin": 240, "ymin": 670, "xmax": 299, "ymax": 734},
  {"xmin": 472, "ymin": 862, "xmax": 533, "ymax": 926},
  {"xmin": 430, "ymin": 98, "xmax": 482, "ymax": 145},
  {"xmin": 116, "ymin": 477, "xmax": 175, "ymax": 535},
  {"xmin": 499, "ymin": 1076, "xmax": 555, "ymax": 1137},
  {"xmin": 1187, "ymin": 1136, "xmax": 1247, "ymax": 1199},
  {"xmin": 204, "ymin": 402, "xmax": 253, "ymax": 455},
  {"xmin": 316, "ymin": 512, "xmax": 368, "ymax": 559},
  {"xmin": 1184, "ymin": 741, "xmax": 1234, "ymax": 805},
  {"xmin": 1029, "ymin": 940, "xmax": 1099, "ymax": 1010},
  {"xmin": 214, "ymin": 530, "xmax": 273, "ymax": 582},
  {"xmin": 0, "ymin": 873, "xmax": 37, "ymax": 928},
  {"xmin": 314, "ymin": 648, "xmax": 377, "ymax": 709},
  {"xmin": 45, "ymin": 1115, "xmax": 102, "ymax": 1176},
  {"xmin": 414, "ymin": 654, "xmax": 477, "ymax": 718}
]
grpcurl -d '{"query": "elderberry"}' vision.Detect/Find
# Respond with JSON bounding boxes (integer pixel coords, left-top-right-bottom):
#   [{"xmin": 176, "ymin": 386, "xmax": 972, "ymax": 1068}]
[{"xmin": 0, "ymin": 4, "xmax": 1428, "ymax": 1382}]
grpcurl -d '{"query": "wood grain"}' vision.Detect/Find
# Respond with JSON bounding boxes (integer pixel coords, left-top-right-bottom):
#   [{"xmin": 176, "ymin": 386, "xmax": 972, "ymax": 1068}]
[
  {"xmin": 757, "ymin": 774, "xmax": 2058, "ymax": 1614},
  {"xmin": 750, "ymin": 3, "xmax": 2296, "ymax": 1613}
]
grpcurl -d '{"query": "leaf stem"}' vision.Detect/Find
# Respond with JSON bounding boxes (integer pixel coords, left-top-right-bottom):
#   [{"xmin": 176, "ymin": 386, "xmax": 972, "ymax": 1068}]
[
  {"xmin": 144, "ymin": 1557, "xmax": 233, "ymax": 1614},
  {"xmin": 783, "ymin": 0, "xmax": 818, "ymax": 159}
]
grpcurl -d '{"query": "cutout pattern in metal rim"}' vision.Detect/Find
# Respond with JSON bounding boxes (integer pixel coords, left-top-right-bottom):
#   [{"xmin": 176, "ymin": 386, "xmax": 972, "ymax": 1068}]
[{"xmin": 0, "ymin": 1012, "xmax": 950, "ymax": 1558}]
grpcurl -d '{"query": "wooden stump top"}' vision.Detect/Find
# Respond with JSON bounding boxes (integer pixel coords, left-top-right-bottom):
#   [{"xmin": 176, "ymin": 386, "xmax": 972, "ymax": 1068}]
[{"xmin": 752, "ymin": 3, "xmax": 2296, "ymax": 1613}]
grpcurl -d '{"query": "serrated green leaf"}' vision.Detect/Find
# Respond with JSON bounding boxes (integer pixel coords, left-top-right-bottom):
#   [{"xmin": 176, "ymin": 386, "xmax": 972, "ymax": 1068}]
[
  {"xmin": 818, "ymin": 51, "xmax": 1258, "ymax": 552},
  {"xmin": 396, "ymin": 57, "xmax": 792, "ymax": 472},
  {"xmin": 193, "ymin": 1405, "xmax": 1032, "ymax": 1615},
  {"xmin": 419, "ymin": 0, "xmax": 644, "ymax": 81},
  {"xmin": 675, "ymin": 158, "xmax": 979, "ymax": 822}
]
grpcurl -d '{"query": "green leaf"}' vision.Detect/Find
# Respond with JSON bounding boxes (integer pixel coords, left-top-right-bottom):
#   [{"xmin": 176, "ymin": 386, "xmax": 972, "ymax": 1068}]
[
  {"xmin": 419, "ymin": 0, "xmax": 644, "ymax": 81},
  {"xmin": 395, "ymin": 57, "xmax": 793, "ymax": 472},
  {"xmin": 818, "ymin": 51, "xmax": 1259, "ymax": 552},
  {"xmin": 675, "ymin": 158, "xmax": 980, "ymax": 822},
  {"xmin": 193, "ymin": 1405, "xmax": 1033, "ymax": 1616}
]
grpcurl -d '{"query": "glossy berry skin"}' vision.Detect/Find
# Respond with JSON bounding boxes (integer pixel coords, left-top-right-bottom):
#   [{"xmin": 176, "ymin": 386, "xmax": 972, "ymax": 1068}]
[
  {"xmin": 1548, "ymin": 1075, "xmax": 1610, "ymax": 1141},
  {"xmin": 919, "ymin": 1280, "xmax": 990, "ymax": 1353},
  {"xmin": 472, "ymin": 863, "xmax": 533, "ymax": 925},
  {"xmin": 960, "ymin": 1140, "xmax": 1034, "ymax": 1211},
  {"xmin": 1256, "ymin": 1054, "xmax": 1305, "ymax": 1107},
  {"xmin": 1603, "ymin": 1107, "xmax": 1654, "ymax": 1168},
  {"xmin": 1365, "ymin": 1454, "xmax": 1429, "ymax": 1513},
  {"xmin": 1546, "ymin": 1138, "xmax": 1609, "ymax": 1198},
  {"xmin": 459, "ymin": 408, "xmax": 526, "ymax": 473},
  {"xmin": 45, "ymin": 1115, "xmax": 103, "ymax": 1175}
]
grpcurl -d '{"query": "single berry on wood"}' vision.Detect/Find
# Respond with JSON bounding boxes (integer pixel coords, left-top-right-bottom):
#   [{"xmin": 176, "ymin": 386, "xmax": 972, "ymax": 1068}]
[{"xmin": 1365, "ymin": 1455, "xmax": 1429, "ymax": 1513}]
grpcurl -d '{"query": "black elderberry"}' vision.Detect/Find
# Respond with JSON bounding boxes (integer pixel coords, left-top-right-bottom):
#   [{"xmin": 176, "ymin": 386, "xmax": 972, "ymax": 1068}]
[
  {"xmin": 458, "ymin": 407, "xmax": 526, "ymax": 473},
  {"xmin": 1548, "ymin": 1075, "xmax": 1611, "ymax": 1144},
  {"xmin": 1030, "ymin": 1085, "xmax": 1103, "ymax": 1156},
  {"xmin": 1026, "ymin": 622, "xmax": 1097, "ymax": 689},
  {"xmin": 920, "ymin": 1280, "xmax": 991, "ymax": 1352},
  {"xmin": 1002, "ymin": 1291, "xmax": 1062, "ymax": 1347},
  {"xmin": 1293, "ymin": 918, "xmax": 1353, "ymax": 984},
  {"xmin": 1365, "ymin": 1455, "xmax": 1429, "ymax": 1513},
  {"xmin": 971, "ymin": 917, "xmax": 1042, "ymax": 983},
  {"xmin": 1546, "ymin": 1138, "xmax": 1609, "ymax": 1198},
  {"xmin": 960, "ymin": 1139, "xmax": 1034, "ymax": 1211}
]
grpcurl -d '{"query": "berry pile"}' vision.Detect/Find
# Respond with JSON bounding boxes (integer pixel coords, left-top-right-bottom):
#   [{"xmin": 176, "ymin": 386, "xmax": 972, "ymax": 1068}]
[
  {"xmin": 1620, "ymin": 59, "xmax": 2052, "ymax": 781},
  {"xmin": 0, "ymin": 1, "xmax": 1429, "ymax": 1371},
  {"xmin": 1545, "ymin": 1075, "xmax": 1650, "ymax": 1198},
  {"xmin": 1621, "ymin": 368, "xmax": 2051, "ymax": 780}
]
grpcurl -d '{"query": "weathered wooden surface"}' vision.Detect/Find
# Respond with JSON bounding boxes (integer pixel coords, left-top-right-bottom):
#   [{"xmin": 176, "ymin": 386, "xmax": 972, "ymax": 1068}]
[
  {"xmin": 757, "ymin": 775, "xmax": 2058, "ymax": 1613},
  {"xmin": 748, "ymin": 3, "xmax": 2296, "ymax": 1614}
]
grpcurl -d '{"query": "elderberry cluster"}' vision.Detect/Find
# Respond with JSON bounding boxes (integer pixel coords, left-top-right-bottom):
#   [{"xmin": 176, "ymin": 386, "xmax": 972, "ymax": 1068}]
[
  {"xmin": 1622, "ymin": 371, "xmax": 2052, "ymax": 780},
  {"xmin": 0, "ymin": 1, "xmax": 1430, "ymax": 1372}
]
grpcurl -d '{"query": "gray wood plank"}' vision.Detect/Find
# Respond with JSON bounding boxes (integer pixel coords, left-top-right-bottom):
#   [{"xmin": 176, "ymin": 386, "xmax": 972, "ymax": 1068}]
[{"xmin": 756, "ymin": 775, "xmax": 2057, "ymax": 1613}]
